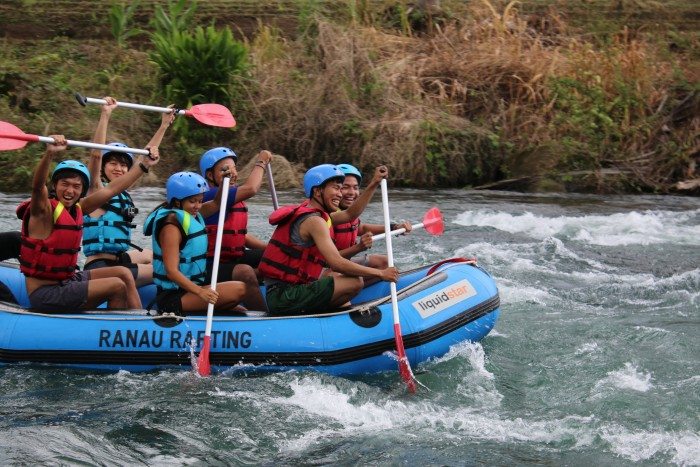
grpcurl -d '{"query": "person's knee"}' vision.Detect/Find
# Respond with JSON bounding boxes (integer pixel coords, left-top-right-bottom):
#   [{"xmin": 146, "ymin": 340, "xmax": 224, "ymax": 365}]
[
  {"xmin": 110, "ymin": 278, "xmax": 127, "ymax": 296},
  {"xmin": 233, "ymin": 264, "xmax": 257, "ymax": 286},
  {"xmin": 369, "ymin": 255, "xmax": 388, "ymax": 269},
  {"xmin": 222, "ymin": 281, "xmax": 246, "ymax": 300},
  {"xmin": 118, "ymin": 266, "xmax": 137, "ymax": 285},
  {"xmin": 340, "ymin": 277, "xmax": 362, "ymax": 296}
]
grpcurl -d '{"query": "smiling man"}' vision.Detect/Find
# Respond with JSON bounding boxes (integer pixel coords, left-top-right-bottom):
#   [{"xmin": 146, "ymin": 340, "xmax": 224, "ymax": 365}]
[
  {"xmin": 258, "ymin": 164, "xmax": 398, "ymax": 315},
  {"xmin": 16, "ymin": 136, "xmax": 159, "ymax": 313}
]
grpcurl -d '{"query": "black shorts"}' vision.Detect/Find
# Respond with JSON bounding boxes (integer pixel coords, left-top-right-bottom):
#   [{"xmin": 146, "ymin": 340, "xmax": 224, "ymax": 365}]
[
  {"xmin": 84, "ymin": 253, "xmax": 139, "ymax": 280},
  {"xmin": 207, "ymin": 249, "xmax": 263, "ymax": 281},
  {"xmin": 155, "ymin": 288, "xmax": 187, "ymax": 315}
]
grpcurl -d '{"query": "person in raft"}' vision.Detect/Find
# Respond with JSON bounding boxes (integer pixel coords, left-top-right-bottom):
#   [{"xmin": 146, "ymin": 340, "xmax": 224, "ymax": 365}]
[
  {"xmin": 333, "ymin": 163, "xmax": 412, "ymax": 272},
  {"xmin": 16, "ymin": 136, "xmax": 160, "ymax": 312},
  {"xmin": 199, "ymin": 146, "xmax": 272, "ymax": 310},
  {"xmin": 143, "ymin": 172, "xmax": 250, "ymax": 315},
  {"xmin": 82, "ymin": 96, "xmax": 175, "ymax": 287},
  {"xmin": 258, "ymin": 164, "xmax": 399, "ymax": 315}
]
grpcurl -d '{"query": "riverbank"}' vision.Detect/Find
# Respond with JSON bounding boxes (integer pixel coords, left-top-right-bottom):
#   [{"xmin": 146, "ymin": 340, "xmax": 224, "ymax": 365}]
[{"xmin": 0, "ymin": 0, "xmax": 697, "ymax": 194}]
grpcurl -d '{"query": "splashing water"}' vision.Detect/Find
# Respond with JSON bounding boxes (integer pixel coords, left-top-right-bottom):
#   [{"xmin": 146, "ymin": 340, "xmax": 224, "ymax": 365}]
[{"xmin": 0, "ymin": 188, "xmax": 698, "ymax": 465}]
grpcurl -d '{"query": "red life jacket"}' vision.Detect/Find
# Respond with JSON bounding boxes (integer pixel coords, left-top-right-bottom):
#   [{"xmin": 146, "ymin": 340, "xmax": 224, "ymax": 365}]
[
  {"xmin": 17, "ymin": 199, "xmax": 83, "ymax": 280},
  {"xmin": 206, "ymin": 201, "xmax": 248, "ymax": 260},
  {"xmin": 258, "ymin": 202, "xmax": 334, "ymax": 285},
  {"xmin": 333, "ymin": 217, "xmax": 360, "ymax": 250}
]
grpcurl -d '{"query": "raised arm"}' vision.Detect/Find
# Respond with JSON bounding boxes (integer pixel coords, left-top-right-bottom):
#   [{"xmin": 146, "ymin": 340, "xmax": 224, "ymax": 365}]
[
  {"xmin": 144, "ymin": 106, "xmax": 176, "ymax": 148},
  {"xmin": 330, "ymin": 165, "xmax": 387, "ymax": 225},
  {"xmin": 28, "ymin": 136, "xmax": 67, "ymax": 221},
  {"xmin": 80, "ymin": 147, "xmax": 161, "ymax": 214},
  {"xmin": 87, "ymin": 96, "xmax": 118, "ymax": 193},
  {"xmin": 234, "ymin": 150, "xmax": 272, "ymax": 202},
  {"xmin": 199, "ymin": 175, "xmax": 230, "ymax": 218}
]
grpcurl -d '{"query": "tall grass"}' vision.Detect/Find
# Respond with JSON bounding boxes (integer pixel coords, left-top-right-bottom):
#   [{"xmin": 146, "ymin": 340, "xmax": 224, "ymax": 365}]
[{"xmin": 239, "ymin": 0, "xmax": 697, "ymax": 192}]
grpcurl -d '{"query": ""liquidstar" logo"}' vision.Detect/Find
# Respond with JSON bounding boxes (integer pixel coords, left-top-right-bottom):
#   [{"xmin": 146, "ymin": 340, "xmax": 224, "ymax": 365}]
[{"xmin": 412, "ymin": 279, "xmax": 476, "ymax": 318}]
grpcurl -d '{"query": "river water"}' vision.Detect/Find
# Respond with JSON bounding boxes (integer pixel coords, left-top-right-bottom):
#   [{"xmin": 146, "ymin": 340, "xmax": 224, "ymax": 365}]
[{"xmin": 0, "ymin": 187, "xmax": 698, "ymax": 465}]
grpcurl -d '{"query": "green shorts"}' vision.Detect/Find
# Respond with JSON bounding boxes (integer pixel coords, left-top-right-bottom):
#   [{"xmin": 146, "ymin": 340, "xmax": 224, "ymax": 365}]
[{"xmin": 265, "ymin": 277, "xmax": 335, "ymax": 315}]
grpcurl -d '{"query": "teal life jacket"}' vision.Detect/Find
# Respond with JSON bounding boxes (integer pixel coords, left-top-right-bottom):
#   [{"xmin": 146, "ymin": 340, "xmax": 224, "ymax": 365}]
[
  {"xmin": 82, "ymin": 191, "xmax": 139, "ymax": 256},
  {"xmin": 144, "ymin": 206, "xmax": 208, "ymax": 290}
]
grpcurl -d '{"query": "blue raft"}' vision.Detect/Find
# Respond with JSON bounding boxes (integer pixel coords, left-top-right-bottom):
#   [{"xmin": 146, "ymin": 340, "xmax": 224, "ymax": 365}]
[{"xmin": 0, "ymin": 259, "xmax": 500, "ymax": 375}]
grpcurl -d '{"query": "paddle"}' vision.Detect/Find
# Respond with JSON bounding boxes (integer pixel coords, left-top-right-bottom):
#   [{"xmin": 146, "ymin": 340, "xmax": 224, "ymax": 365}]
[
  {"xmin": 380, "ymin": 178, "xmax": 418, "ymax": 393},
  {"xmin": 75, "ymin": 93, "xmax": 236, "ymax": 128},
  {"xmin": 0, "ymin": 121, "xmax": 151, "ymax": 155},
  {"xmin": 266, "ymin": 162, "xmax": 279, "ymax": 210},
  {"xmin": 197, "ymin": 176, "xmax": 231, "ymax": 376},
  {"xmin": 371, "ymin": 207, "xmax": 444, "ymax": 242}
]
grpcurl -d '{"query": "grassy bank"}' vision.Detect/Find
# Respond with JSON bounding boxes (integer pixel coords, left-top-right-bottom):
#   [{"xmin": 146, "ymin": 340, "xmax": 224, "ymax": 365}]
[{"xmin": 0, "ymin": 0, "xmax": 697, "ymax": 193}]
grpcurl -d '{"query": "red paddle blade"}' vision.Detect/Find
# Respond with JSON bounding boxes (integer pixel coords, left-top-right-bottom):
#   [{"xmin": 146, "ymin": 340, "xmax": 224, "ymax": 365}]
[
  {"xmin": 0, "ymin": 121, "xmax": 33, "ymax": 150},
  {"xmin": 197, "ymin": 336, "xmax": 212, "ymax": 376},
  {"xmin": 423, "ymin": 207, "xmax": 444, "ymax": 236},
  {"xmin": 186, "ymin": 104, "xmax": 236, "ymax": 128},
  {"xmin": 394, "ymin": 325, "xmax": 417, "ymax": 393}
]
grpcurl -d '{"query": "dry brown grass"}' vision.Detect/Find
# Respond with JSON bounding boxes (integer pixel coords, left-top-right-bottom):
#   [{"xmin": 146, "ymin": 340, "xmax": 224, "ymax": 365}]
[{"xmin": 233, "ymin": 0, "xmax": 697, "ymax": 191}]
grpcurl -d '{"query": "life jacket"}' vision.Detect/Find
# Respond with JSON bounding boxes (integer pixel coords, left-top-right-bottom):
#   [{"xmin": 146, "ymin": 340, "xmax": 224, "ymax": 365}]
[
  {"xmin": 258, "ymin": 202, "xmax": 333, "ymax": 285},
  {"xmin": 333, "ymin": 217, "xmax": 360, "ymax": 250},
  {"xmin": 82, "ymin": 191, "xmax": 138, "ymax": 256},
  {"xmin": 144, "ymin": 206, "xmax": 208, "ymax": 290},
  {"xmin": 206, "ymin": 199, "xmax": 248, "ymax": 260},
  {"xmin": 17, "ymin": 198, "xmax": 83, "ymax": 281}
]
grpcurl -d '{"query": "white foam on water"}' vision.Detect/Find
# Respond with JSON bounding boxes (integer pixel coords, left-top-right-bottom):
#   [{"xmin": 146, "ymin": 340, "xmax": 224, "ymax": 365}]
[
  {"xmin": 454, "ymin": 209, "xmax": 700, "ymax": 246},
  {"xmin": 593, "ymin": 362, "xmax": 654, "ymax": 393},
  {"xmin": 488, "ymin": 329, "xmax": 508, "ymax": 338},
  {"xmin": 634, "ymin": 325, "xmax": 671, "ymax": 335},
  {"xmin": 601, "ymin": 425, "xmax": 700, "ymax": 465},
  {"xmin": 456, "ymin": 341, "xmax": 494, "ymax": 380},
  {"xmin": 268, "ymin": 375, "xmax": 697, "ymax": 464},
  {"xmin": 498, "ymin": 281, "xmax": 555, "ymax": 306},
  {"xmin": 575, "ymin": 342, "xmax": 599, "ymax": 355},
  {"xmin": 148, "ymin": 455, "xmax": 201, "ymax": 466}
]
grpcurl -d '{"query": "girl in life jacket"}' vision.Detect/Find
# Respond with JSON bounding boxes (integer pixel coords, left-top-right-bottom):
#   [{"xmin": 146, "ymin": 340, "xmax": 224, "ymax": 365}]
[
  {"xmin": 82, "ymin": 96, "xmax": 175, "ymax": 287},
  {"xmin": 143, "ymin": 172, "xmax": 248, "ymax": 315},
  {"xmin": 333, "ymin": 163, "xmax": 412, "ymax": 285},
  {"xmin": 198, "ymin": 146, "xmax": 273, "ymax": 311}
]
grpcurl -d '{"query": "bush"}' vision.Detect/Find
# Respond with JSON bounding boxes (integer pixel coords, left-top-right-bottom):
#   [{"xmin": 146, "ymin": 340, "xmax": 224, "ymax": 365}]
[{"xmin": 149, "ymin": 25, "xmax": 248, "ymax": 107}]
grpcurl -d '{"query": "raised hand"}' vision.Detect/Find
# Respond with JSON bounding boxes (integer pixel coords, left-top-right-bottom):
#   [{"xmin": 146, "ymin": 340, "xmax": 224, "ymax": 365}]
[
  {"xmin": 46, "ymin": 134, "xmax": 68, "ymax": 153},
  {"xmin": 102, "ymin": 96, "xmax": 118, "ymax": 116}
]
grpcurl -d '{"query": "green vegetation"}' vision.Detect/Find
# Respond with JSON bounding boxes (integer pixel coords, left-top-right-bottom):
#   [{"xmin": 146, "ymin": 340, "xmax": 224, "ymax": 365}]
[{"xmin": 0, "ymin": 0, "xmax": 697, "ymax": 194}]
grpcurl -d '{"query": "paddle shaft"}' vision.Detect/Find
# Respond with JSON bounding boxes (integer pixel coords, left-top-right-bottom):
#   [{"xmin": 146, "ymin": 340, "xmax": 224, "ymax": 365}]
[
  {"xmin": 203, "ymin": 176, "xmax": 230, "ymax": 338},
  {"xmin": 266, "ymin": 163, "xmax": 279, "ymax": 210},
  {"xmin": 80, "ymin": 96, "xmax": 188, "ymax": 116},
  {"xmin": 1, "ymin": 132, "xmax": 150, "ymax": 156},
  {"xmin": 380, "ymin": 178, "xmax": 416, "ymax": 392},
  {"xmin": 372, "ymin": 222, "xmax": 426, "ymax": 242}
]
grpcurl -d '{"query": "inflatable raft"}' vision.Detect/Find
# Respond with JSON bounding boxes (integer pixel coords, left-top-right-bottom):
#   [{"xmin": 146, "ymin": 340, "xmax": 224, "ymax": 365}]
[{"xmin": 0, "ymin": 259, "xmax": 500, "ymax": 375}]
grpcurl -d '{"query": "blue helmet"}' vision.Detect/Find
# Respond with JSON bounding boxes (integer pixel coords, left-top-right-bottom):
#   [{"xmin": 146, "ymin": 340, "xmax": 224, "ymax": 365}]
[
  {"xmin": 101, "ymin": 142, "xmax": 134, "ymax": 169},
  {"xmin": 166, "ymin": 172, "xmax": 208, "ymax": 203},
  {"xmin": 51, "ymin": 160, "xmax": 91, "ymax": 197},
  {"xmin": 199, "ymin": 147, "xmax": 238, "ymax": 179},
  {"xmin": 303, "ymin": 164, "xmax": 345, "ymax": 198},
  {"xmin": 337, "ymin": 163, "xmax": 362, "ymax": 183}
]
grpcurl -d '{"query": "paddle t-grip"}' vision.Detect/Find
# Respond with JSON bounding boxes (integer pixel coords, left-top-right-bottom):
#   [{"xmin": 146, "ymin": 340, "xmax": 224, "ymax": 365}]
[{"xmin": 74, "ymin": 92, "xmax": 88, "ymax": 107}]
